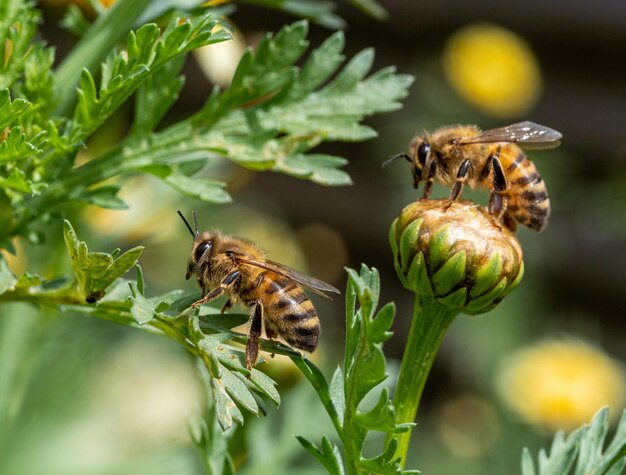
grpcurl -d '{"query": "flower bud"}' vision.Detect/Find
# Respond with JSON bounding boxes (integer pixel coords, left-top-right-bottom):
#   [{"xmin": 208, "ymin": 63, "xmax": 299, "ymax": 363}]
[{"xmin": 389, "ymin": 199, "xmax": 524, "ymax": 314}]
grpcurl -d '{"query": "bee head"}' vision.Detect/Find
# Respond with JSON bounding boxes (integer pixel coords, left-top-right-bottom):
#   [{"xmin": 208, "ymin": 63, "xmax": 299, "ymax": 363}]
[
  {"xmin": 409, "ymin": 136, "xmax": 431, "ymax": 189},
  {"xmin": 177, "ymin": 210, "xmax": 215, "ymax": 279},
  {"xmin": 187, "ymin": 236, "xmax": 214, "ymax": 279}
]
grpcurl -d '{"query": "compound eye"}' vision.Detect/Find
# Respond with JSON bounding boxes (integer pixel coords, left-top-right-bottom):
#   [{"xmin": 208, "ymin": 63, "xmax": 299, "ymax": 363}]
[
  {"xmin": 417, "ymin": 143, "xmax": 430, "ymax": 166},
  {"xmin": 194, "ymin": 241, "xmax": 212, "ymax": 261}
]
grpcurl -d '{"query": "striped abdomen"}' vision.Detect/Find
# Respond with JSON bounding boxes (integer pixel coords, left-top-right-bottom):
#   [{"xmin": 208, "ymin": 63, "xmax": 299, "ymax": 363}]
[
  {"xmin": 500, "ymin": 146, "xmax": 550, "ymax": 231},
  {"xmin": 257, "ymin": 272, "xmax": 320, "ymax": 352}
]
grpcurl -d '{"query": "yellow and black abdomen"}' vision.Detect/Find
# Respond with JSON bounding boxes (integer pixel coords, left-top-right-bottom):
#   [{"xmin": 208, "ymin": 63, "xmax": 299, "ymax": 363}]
[
  {"xmin": 260, "ymin": 273, "xmax": 320, "ymax": 352},
  {"xmin": 500, "ymin": 145, "xmax": 550, "ymax": 231}
]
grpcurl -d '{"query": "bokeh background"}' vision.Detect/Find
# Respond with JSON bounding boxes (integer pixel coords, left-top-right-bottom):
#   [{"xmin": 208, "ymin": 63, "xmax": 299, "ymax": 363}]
[{"xmin": 1, "ymin": 1, "xmax": 625, "ymax": 474}]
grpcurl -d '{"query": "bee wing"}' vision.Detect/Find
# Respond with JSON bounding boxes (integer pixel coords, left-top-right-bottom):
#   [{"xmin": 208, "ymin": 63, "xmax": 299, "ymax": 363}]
[
  {"xmin": 236, "ymin": 257, "xmax": 340, "ymax": 298},
  {"xmin": 459, "ymin": 121, "xmax": 562, "ymax": 150}
]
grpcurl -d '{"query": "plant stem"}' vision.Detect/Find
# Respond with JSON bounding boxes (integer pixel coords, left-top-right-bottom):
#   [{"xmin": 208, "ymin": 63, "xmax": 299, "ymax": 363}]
[{"xmin": 389, "ymin": 294, "xmax": 459, "ymax": 468}]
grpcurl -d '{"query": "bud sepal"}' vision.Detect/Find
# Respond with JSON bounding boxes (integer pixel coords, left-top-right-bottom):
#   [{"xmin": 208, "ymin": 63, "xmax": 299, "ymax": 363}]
[{"xmin": 390, "ymin": 199, "xmax": 524, "ymax": 315}]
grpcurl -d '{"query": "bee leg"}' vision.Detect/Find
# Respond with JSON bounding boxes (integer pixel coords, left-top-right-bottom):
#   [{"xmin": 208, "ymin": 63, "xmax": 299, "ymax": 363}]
[
  {"xmin": 220, "ymin": 299, "xmax": 234, "ymax": 314},
  {"xmin": 420, "ymin": 159, "xmax": 438, "ymax": 200},
  {"xmin": 245, "ymin": 299, "xmax": 263, "ymax": 376},
  {"xmin": 191, "ymin": 270, "xmax": 241, "ymax": 308},
  {"xmin": 445, "ymin": 159, "xmax": 471, "ymax": 208},
  {"xmin": 487, "ymin": 154, "xmax": 508, "ymax": 227}
]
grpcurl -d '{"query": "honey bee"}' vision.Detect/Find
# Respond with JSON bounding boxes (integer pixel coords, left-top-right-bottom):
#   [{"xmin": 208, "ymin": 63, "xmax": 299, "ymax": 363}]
[
  {"xmin": 386, "ymin": 121, "xmax": 562, "ymax": 231},
  {"xmin": 178, "ymin": 211, "xmax": 340, "ymax": 373}
]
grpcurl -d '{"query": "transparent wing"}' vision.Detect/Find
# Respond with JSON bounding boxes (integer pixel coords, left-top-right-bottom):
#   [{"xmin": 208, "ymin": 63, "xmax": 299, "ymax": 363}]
[
  {"xmin": 459, "ymin": 121, "xmax": 562, "ymax": 150},
  {"xmin": 236, "ymin": 257, "xmax": 340, "ymax": 298}
]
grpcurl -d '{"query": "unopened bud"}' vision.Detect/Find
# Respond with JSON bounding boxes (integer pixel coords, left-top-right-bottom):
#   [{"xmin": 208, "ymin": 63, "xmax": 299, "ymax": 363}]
[{"xmin": 389, "ymin": 199, "xmax": 524, "ymax": 314}]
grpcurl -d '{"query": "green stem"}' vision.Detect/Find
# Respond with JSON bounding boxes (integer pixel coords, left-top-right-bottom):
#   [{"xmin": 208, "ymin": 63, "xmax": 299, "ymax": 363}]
[{"xmin": 389, "ymin": 294, "xmax": 459, "ymax": 468}]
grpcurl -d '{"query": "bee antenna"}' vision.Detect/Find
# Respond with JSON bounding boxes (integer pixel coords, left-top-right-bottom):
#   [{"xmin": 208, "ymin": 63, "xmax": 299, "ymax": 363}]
[
  {"xmin": 382, "ymin": 152, "xmax": 412, "ymax": 168},
  {"xmin": 192, "ymin": 210, "xmax": 199, "ymax": 236},
  {"xmin": 177, "ymin": 210, "xmax": 196, "ymax": 238}
]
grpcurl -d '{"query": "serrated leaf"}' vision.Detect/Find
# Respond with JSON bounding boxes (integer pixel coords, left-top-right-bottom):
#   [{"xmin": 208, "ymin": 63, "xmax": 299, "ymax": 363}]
[
  {"xmin": 0, "ymin": 89, "xmax": 30, "ymax": 130},
  {"xmin": 164, "ymin": 173, "xmax": 232, "ymax": 204},
  {"xmin": 131, "ymin": 54, "xmax": 186, "ymax": 137},
  {"xmin": 0, "ymin": 127, "xmax": 42, "ymax": 163},
  {"xmin": 212, "ymin": 376, "xmax": 243, "ymax": 430},
  {"xmin": 296, "ymin": 435, "xmax": 346, "ymax": 475},
  {"xmin": 67, "ymin": 11, "xmax": 230, "ymax": 141},
  {"xmin": 0, "ymin": 169, "xmax": 35, "ymax": 193},
  {"xmin": 524, "ymin": 407, "xmax": 626, "ymax": 475},
  {"xmin": 359, "ymin": 437, "xmax": 403, "ymax": 475},
  {"xmin": 369, "ymin": 302, "xmax": 395, "ymax": 344},
  {"xmin": 142, "ymin": 163, "xmax": 232, "ymax": 204},
  {"xmin": 220, "ymin": 367, "xmax": 259, "ymax": 415},
  {"xmin": 63, "ymin": 220, "xmax": 143, "ymax": 302},
  {"xmin": 248, "ymin": 368, "xmax": 280, "ymax": 406},
  {"xmin": 128, "ymin": 281, "xmax": 156, "ymax": 324},
  {"xmin": 275, "ymin": 153, "xmax": 351, "ymax": 186},
  {"xmin": 60, "ymin": 4, "xmax": 90, "ymax": 36}
]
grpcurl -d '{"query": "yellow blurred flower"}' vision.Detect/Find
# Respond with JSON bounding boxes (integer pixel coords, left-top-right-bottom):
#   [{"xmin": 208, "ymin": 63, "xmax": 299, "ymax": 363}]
[
  {"xmin": 497, "ymin": 339, "xmax": 626, "ymax": 431},
  {"xmin": 443, "ymin": 23, "xmax": 542, "ymax": 117}
]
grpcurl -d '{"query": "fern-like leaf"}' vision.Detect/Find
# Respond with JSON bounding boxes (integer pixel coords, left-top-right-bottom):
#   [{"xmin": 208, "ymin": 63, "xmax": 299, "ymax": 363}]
[{"xmin": 522, "ymin": 407, "xmax": 626, "ymax": 475}]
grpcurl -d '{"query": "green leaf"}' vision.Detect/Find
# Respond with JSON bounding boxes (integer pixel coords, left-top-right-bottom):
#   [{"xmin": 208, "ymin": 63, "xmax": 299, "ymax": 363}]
[
  {"xmin": 164, "ymin": 172, "xmax": 232, "ymax": 204},
  {"xmin": 275, "ymin": 154, "xmax": 351, "ymax": 186},
  {"xmin": 60, "ymin": 4, "xmax": 91, "ymax": 36},
  {"xmin": 296, "ymin": 435, "xmax": 346, "ymax": 475},
  {"xmin": 522, "ymin": 407, "xmax": 626, "ymax": 475},
  {"xmin": 297, "ymin": 265, "xmax": 411, "ymax": 474},
  {"xmin": 128, "ymin": 281, "xmax": 156, "ymax": 324},
  {"xmin": 0, "ymin": 127, "xmax": 44, "ymax": 164},
  {"xmin": 0, "ymin": 90, "xmax": 30, "ymax": 130},
  {"xmin": 220, "ymin": 368, "xmax": 259, "ymax": 415},
  {"xmin": 0, "ymin": 169, "xmax": 36, "ymax": 194},
  {"xmin": 67, "ymin": 12, "xmax": 231, "ymax": 142},
  {"xmin": 248, "ymin": 369, "xmax": 281, "ymax": 406},
  {"xmin": 54, "ymin": 0, "xmax": 154, "ymax": 114},
  {"xmin": 0, "ymin": 4, "xmax": 41, "ymax": 90},
  {"xmin": 188, "ymin": 314, "xmax": 282, "ymax": 430},
  {"xmin": 211, "ymin": 375, "xmax": 244, "ymax": 429},
  {"xmin": 63, "ymin": 220, "xmax": 143, "ymax": 302},
  {"xmin": 131, "ymin": 54, "xmax": 186, "ymax": 137}
]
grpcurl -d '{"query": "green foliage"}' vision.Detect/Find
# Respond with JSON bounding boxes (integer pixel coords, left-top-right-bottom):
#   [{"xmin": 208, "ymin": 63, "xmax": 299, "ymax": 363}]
[
  {"xmin": 0, "ymin": 219, "xmax": 294, "ymax": 435},
  {"xmin": 64, "ymin": 220, "xmax": 143, "ymax": 303},
  {"xmin": 293, "ymin": 265, "xmax": 417, "ymax": 475},
  {"xmin": 0, "ymin": 2, "xmax": 414, "ymax": 473},
  {"xmin": 522, "ymin": 408, "xmax": 626, "ymax": 475},
  {"xmin": 0, "ymin": 1, "xmax": 412, "ymax": 248}
]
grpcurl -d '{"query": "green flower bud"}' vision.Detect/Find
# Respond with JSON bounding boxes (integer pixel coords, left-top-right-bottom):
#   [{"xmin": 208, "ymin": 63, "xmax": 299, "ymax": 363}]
[{"xmin": 389, "ymin": 199, "xmax": 524, "ymax": 314}]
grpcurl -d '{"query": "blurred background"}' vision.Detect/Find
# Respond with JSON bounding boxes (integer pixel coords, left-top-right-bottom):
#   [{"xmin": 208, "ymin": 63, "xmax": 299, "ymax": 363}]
[{"xmin": 1, "ymin": 0, "xmax": 625, "ymax": 473}]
